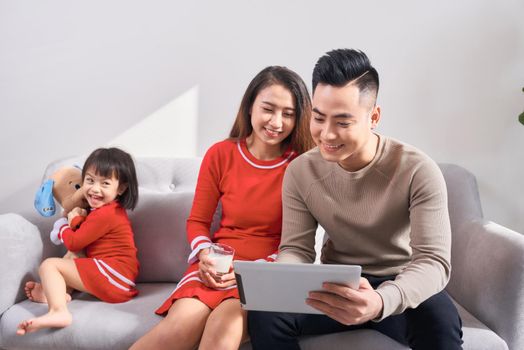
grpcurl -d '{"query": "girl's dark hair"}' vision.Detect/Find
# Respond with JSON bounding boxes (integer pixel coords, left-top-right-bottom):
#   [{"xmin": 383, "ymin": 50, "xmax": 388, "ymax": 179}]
[
  {"xmin": 82, "ymin": 147, "xmax": 139, "ymax": 210},
  {"xmin": 312, "ymin": 49, "xmax": 379, "ymax": 102},
  {"xmin": 229, "ymin": 66, "xmax": 314, "ymax": 155}
]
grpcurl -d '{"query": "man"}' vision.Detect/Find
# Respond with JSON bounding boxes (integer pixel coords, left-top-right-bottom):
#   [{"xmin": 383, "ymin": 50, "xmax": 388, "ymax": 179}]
[{"xmin": 248, "ymin": 49, "xmax": 463, "ymax": 349}]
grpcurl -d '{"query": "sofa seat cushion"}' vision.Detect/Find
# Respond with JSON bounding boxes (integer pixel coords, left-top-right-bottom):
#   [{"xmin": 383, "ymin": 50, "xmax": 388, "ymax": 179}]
[
  {"xmin": 0, "ymin": 284, "xmax": 507, "ymax": 350},
  {"xmin": 0, "ymin": 283, "xmax": 173, "ymax": 350}
]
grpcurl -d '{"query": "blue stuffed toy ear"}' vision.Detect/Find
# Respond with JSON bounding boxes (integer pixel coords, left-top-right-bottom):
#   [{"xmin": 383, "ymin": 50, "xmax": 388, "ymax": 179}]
[{"xmin": 34, "ymin": 179, "xmax": 56, "ymax": 217}]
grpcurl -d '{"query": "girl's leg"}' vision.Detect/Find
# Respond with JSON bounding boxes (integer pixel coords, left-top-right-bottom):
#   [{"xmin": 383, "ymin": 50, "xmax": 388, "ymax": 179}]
[
  {"xmin": 16, "ymin": 257, "xmax": 87, "ymax": 335},
  {"xmin": 24, "ymin": 281, "xmax": 71, "ymax": 303},
  {"xmin": 24, "ymin": 252, "xmax": 81, "ymax": 303},
  {"xmin": 130, "ymin": 298, "xmax": 211, "ymax": 350},
  {"xmin": 199, "ymin": 298, "xmax": 248, "ymax": 350}
]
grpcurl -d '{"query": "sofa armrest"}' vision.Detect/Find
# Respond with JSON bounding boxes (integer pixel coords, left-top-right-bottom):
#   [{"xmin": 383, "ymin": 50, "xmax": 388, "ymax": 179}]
[
  {"xmin": 0, "ymin": 214, "xmax": 43, "ymax": 315},
  {"xmin": 446, "ymin": 219, "xmax": 524, "ymax": 350}
]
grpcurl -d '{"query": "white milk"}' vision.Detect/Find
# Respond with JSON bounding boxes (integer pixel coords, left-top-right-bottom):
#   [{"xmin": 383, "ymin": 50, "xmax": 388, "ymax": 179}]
[{"xmin": 208, "ymin": 252, "xmax": 233, "ymax": 274}]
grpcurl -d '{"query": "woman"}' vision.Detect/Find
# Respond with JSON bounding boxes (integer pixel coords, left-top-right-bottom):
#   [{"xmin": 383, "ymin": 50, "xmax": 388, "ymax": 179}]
[{"xmin": 131, "ymin": 66, "xmax": 313, "ymax": 350}]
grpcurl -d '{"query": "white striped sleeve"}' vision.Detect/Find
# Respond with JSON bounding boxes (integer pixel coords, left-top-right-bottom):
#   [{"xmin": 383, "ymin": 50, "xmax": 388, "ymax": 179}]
[
  {"xmin": 187, "ymin": 235, "xmax": 212, "ymax": 264},
  {"xmin": 49, "ymin": 217, "xmax": 68, "ymax": 245},
  {"xmin": 254, "ymin": 252, "xmax": 278, "ymax": 262}
]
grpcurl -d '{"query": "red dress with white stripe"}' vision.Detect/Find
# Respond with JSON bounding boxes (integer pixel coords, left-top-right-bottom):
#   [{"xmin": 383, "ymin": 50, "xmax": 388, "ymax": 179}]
[
  {"xmin": 155, "ymin": 139, "xmax": 296, "ymax": 313},
  {"xmin": 57, "ymin": 201, "xmax": 139, "ymax": 303}
]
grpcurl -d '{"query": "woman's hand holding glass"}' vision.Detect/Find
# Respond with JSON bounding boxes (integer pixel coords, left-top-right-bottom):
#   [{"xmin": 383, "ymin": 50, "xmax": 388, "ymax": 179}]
[{"xmin": 197, "ymin": 248, "xmax": 236, "ymax": 289}]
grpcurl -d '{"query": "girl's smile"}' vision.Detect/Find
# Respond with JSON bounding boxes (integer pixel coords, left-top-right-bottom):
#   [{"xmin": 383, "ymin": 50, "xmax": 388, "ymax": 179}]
[{"xmin": 82, "ymin": 168, "xmax": 125, "ymax": 208}]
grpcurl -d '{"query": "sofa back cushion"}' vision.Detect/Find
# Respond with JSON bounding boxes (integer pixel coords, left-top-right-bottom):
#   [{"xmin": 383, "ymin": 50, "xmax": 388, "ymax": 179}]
[{"xmin": 131, "ymin": 157, "xmax": 204, "ymax": 282}]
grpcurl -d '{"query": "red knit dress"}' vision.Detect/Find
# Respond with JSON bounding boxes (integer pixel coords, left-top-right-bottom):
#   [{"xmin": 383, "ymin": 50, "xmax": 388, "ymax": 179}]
[
  {"xmin": 155, "ymin": 139, "xmax": 296, "ymax": 314},
  {"xmin": 56, "ymin": 201, "xmax": 139, "ymax": 303}
]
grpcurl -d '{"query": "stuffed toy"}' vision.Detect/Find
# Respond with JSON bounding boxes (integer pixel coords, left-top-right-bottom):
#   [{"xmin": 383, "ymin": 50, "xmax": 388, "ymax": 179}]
[
  {"xmin": 34, "ymin": 165, "xmax": 88, "ymax": 222},
  {"xmin": 34, "ymin": 166, "xmax": 89, "ymax": 257}
]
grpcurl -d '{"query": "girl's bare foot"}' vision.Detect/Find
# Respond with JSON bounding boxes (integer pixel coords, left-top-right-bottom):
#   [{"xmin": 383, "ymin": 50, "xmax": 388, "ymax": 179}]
[
  {"xmin": 25, "ymin": 281, "xmax": 46, "ymax": 303},
  {"xmin": 25, "ymin": 281, "xmax": 71, "ymax": 303},
  {"xmin": 16, "ymin": 308, "xmax": 72, "ymax": 335}
]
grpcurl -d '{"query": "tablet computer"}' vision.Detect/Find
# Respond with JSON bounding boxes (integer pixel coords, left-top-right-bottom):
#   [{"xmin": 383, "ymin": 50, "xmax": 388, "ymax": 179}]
[{"xmin": 233, "ymin": 261, "xmax": 361, "ymax": 314}]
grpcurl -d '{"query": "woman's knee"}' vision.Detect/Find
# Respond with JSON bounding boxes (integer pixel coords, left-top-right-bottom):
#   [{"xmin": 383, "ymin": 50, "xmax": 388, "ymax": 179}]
[
  {"xmin": 158, "ymin": 317, "xmax": 187, "ymax": 338},
  {"xmin": 199, "ymin": 307, "xmax": 246, "ymax": 350},
  {"xmin": 163, "ymin": 300, "xmax": 210, "ymax": 339},
  {"xmin": 162, "ymin": 315, "xmax": 205, "ymax": 343},
  {"xmin": 204, "ymin": 301, "xmax": 245, "ymax": 333}
]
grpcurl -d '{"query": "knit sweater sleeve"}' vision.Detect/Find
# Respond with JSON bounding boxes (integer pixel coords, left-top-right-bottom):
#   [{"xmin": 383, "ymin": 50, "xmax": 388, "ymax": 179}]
[
  {"xmin": 277, "ymin": 163, "xmax": 318, "ymax": 263},
  {"xmin": 186, "ymin": 143, "xmax": 222, "ymax": 264},
  {"xmin": 375, "ymin": 160, "xmax": 451, "ymax": 320}
]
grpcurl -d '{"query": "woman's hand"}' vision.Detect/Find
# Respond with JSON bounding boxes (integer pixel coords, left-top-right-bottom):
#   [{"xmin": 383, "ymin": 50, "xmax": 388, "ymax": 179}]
[
  {"xmin": 67, "ymin": 207, "xmax": 88, "ymax": 226},
  {"xmin": 198, "ymin": 248, "xmax": 236, "ymax": 289}
]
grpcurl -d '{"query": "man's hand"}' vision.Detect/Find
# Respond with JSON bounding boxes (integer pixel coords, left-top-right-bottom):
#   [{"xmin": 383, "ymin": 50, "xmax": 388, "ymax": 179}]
[
  {"xmin": 306, "ymin": 277, "xmax": 383, "ymax": 325},
  {"xmin": 197, "ymin": 248, "xmax": 236, "ymax": 289}
]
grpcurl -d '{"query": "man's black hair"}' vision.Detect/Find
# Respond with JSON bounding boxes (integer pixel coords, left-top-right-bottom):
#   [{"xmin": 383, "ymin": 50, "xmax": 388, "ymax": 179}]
[{"xmin": 312, "ymin": 49, "xmax": 379, "ymax": 102}]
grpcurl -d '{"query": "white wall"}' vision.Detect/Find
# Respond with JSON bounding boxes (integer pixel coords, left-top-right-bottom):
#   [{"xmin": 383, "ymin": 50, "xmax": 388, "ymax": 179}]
[{"xmin": 1, "ymin": 0, "xmax": 523, "ymax": 232}]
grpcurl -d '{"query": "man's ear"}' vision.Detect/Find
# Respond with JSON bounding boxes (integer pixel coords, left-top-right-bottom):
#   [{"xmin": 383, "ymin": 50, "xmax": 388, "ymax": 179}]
[{"xmin": 370, "ymin": 105, "xmax": 381, "ymax": 129}]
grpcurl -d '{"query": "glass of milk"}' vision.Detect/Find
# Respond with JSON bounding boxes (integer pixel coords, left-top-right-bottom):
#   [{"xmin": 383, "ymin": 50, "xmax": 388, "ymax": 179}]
[{"xmin": 208, "ymin": 243, "xmax": 235, "ymax": 275}]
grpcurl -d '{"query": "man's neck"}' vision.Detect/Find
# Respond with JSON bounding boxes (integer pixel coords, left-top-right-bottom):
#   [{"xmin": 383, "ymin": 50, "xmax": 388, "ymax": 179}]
[{"xmin": 338, "ymin": 133, "xmax": 380, "ymax": 172}]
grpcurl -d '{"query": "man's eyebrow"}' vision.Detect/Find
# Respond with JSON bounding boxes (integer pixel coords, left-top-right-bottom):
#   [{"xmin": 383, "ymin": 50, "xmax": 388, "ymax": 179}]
[
  {"xmin": 312, "ymin": 107, "xmax": 326, "ymax": 116},
  {"xmin": 334, "ymin": 113, "xmax": 355, "ymax": 119},
  {"xmin": 313, "ymin": 108, "xmax": 355, "ymax": 119}
]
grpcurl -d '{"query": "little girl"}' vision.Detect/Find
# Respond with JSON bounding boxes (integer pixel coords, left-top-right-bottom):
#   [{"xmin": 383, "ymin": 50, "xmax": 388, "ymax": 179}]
[{"xmin": 17, "ymin": 147, "xmax": 140, "ymax": 335}]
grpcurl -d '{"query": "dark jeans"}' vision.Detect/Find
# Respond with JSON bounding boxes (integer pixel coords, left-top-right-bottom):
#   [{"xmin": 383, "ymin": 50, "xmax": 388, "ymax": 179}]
[{"xmin": 248, "ymin": 275, "xmax": 463, "ymax": 350}]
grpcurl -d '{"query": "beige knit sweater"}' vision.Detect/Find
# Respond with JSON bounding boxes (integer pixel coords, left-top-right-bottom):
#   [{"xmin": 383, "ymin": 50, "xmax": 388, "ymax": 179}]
[{"xmin": 278, "ymin": 134, "xmax": 451, "ymax": 320}]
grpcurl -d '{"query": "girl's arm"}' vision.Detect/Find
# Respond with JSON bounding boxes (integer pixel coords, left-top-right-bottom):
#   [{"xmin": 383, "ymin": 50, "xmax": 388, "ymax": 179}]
[
  {"xmin": 186, "ymin": 144, "xmax": 223, "ymax": 264},
  {"xmin": 51, "ymin": 209, "xmax": 110, "ymax": 251}
]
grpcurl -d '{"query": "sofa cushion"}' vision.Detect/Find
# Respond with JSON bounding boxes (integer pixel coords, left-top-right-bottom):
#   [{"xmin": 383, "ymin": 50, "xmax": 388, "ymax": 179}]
[
  {"xmin": 0, "ymin": 214, "xmax": 43, "ymax": 315},
  {"xmin": 131, "ymin": 191, "xmax": 193, "ymax": 282},
  {"xmin": 0, "ymin": 283, "xmax": 507, "ymax": 350},
  {"xmin": 0, "ymin": 283, "xmax": 171, "ymax": 350}
]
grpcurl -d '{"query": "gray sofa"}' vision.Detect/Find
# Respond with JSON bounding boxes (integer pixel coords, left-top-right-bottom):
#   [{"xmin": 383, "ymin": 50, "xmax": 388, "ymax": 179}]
[{"xmin": 0, "ymin": 157, "xmax": 523, "ymax": 350}]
